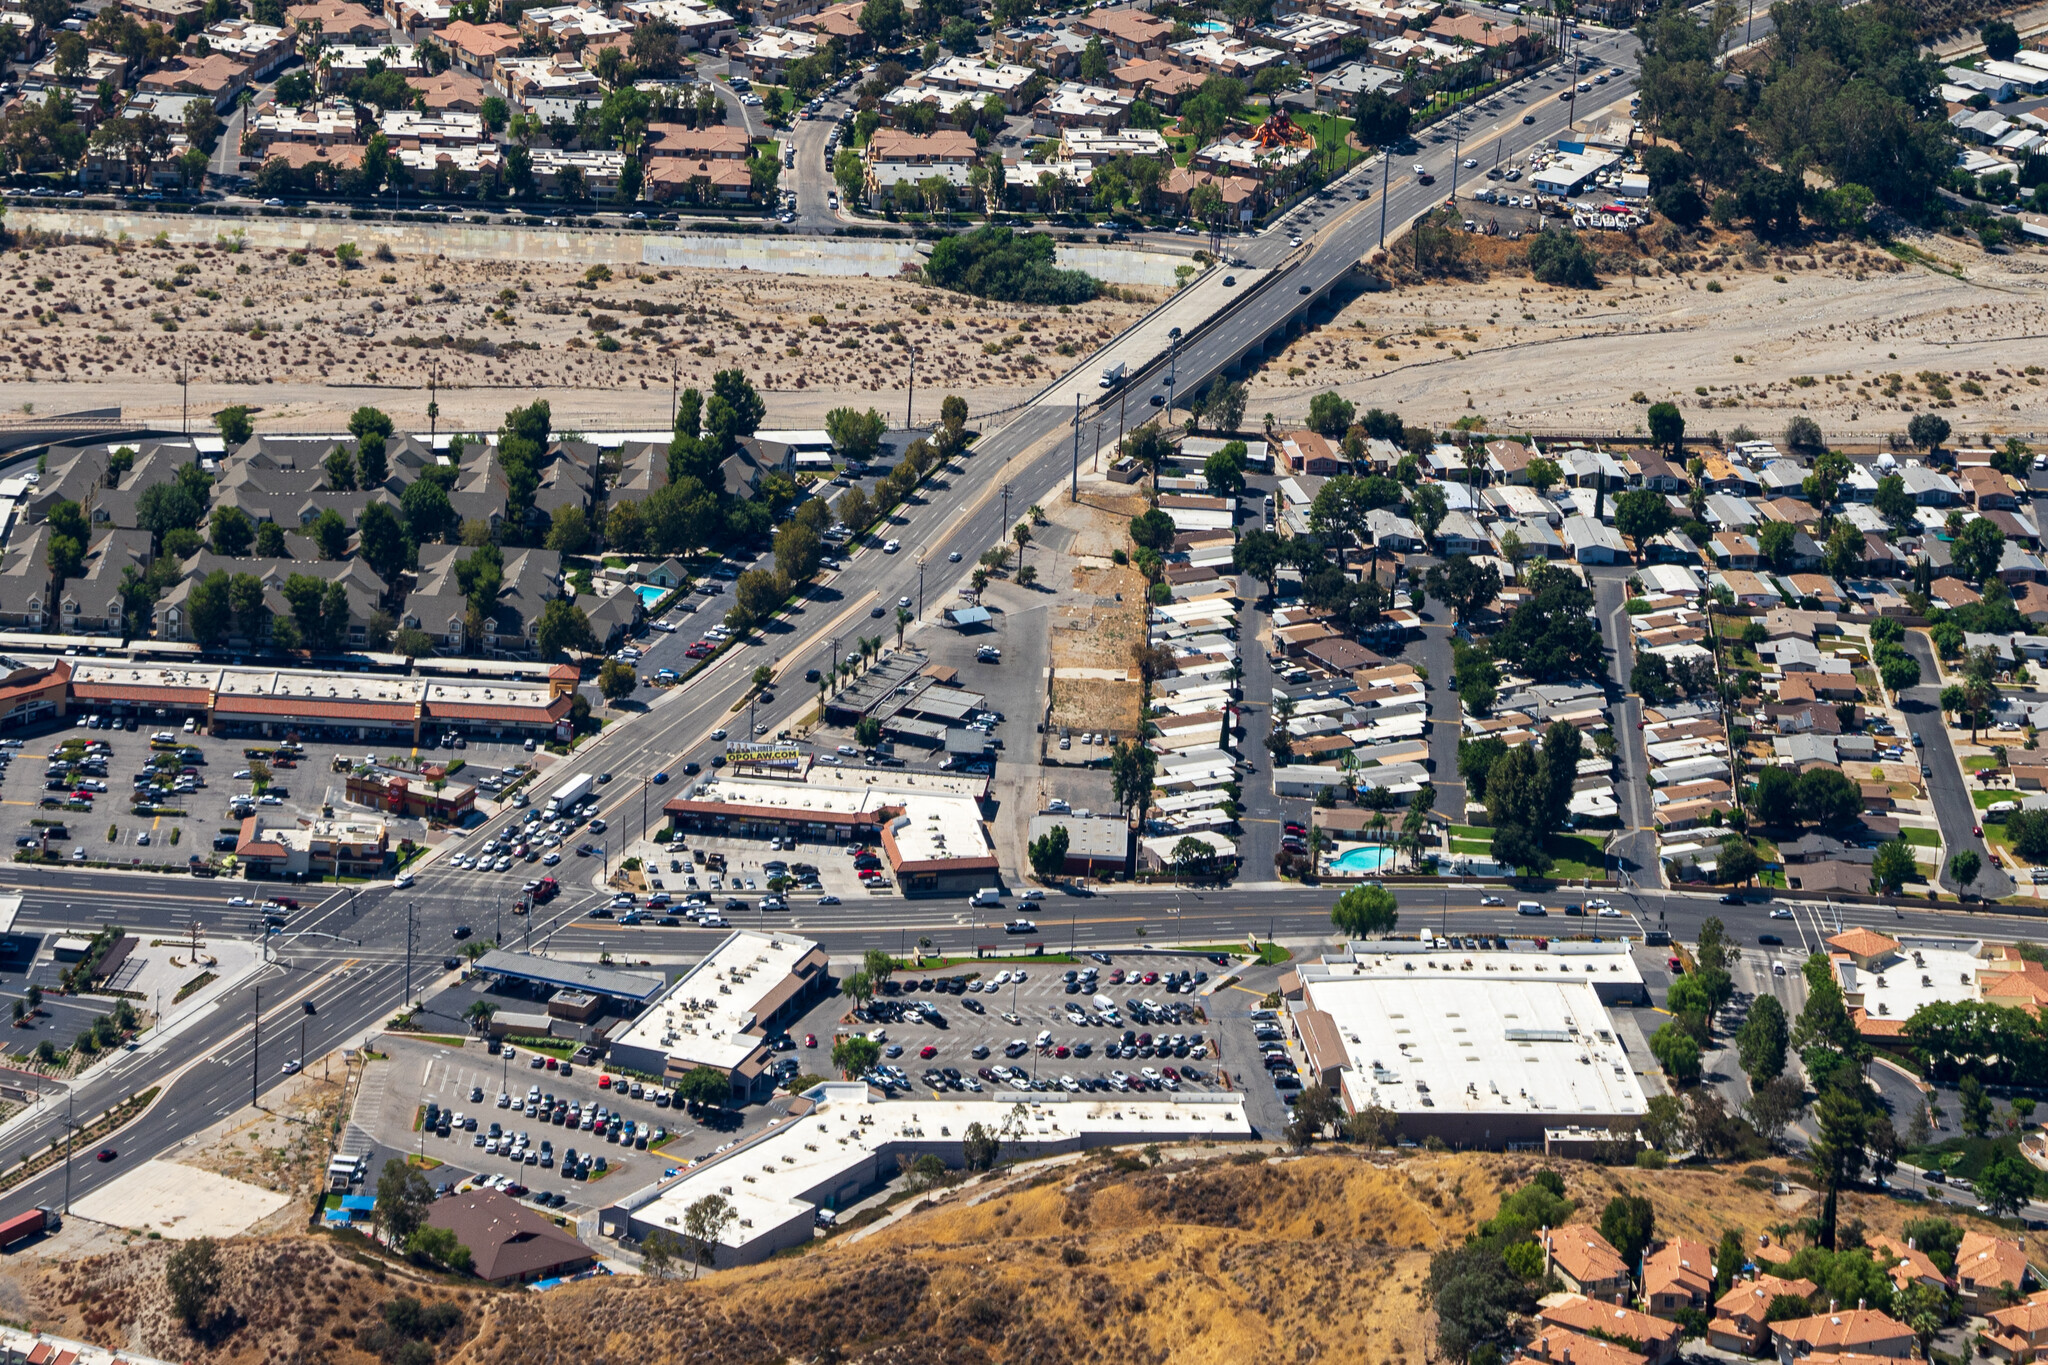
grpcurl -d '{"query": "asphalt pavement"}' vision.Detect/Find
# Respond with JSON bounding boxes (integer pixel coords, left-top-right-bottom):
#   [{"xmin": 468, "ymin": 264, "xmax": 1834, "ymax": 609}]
[{"xmin": 1901, "ymin": 631, "xmax": 2012, "ymax": 899}]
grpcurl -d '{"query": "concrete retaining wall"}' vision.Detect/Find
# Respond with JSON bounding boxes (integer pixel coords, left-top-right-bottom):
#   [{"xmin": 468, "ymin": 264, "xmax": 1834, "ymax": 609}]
[{"xmin": 12, "ymin": 208, "xmax": 1192, "ymax": 287}]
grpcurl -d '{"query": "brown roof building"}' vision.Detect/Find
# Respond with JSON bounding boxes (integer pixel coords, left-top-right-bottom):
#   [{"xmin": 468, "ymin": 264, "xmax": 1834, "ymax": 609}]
[
  {"xmin": 1539, "ymin": 1298, "xmax": 1683, "ymax": 1365},
  {"xmin": 1643, "ymin": 1238, "xmax": 1716, "ymax": 1318},
  {"xmin": 1710, "ymin": 1274, "xmax": 1820, "ymax": 1355},
  {"xmin": 284, "ymin": 0, "xmax": 383, "ymax": 40},
  {"xmin": 1524, "ymin": 1327, "xmax": 1646, "ymax": 1365},
  {"xmin": 643, "ymin": 121, "xmax": 753, "ymax": 160},
  {"xmin": 1825, "ymin": 927, "xmax": 1900, "ymax": 970},
  {"xmin": 1986, "ymin": 1289, "xmax": 2048, "ymax": 1365},
  {"xmin": 412, "ymin": 66, "xmax": 490, "ymax": 110},
  {"xmin": 1867, "ymin": 1234, "xmax": 1950, "ymax": 1296},
  {"xmin": 1956, "ymin": 1232, "xmax": 2036, "ymax": 1308},
  {"xmin": 1771, "ymin": 1309, "xmax": 1915, "ymax": 1365},
  {"xmin": 1541, "ymin": 1226, "xmax": 1632, "ymax": 1301},
  {"xmin": 423, "ymin": 1189, "xmax": 594, "ymax": 1283}
]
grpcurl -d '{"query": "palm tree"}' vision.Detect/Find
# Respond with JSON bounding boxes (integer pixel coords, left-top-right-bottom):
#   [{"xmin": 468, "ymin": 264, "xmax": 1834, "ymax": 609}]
[
  {"xmin": 464, "ymin": 1000, "xmax": 496, "ymax": 1035},
  {"xmin": 1012, "ymin": 522, "xmax": 1032, "ymax": 563},
  {"xmin": 894, "ymin": 606, "xmax": 911, "ymax": 649},
  {"xmin": 1028, "ymin": 504, "xmax": 1045, "ymax": 524}
]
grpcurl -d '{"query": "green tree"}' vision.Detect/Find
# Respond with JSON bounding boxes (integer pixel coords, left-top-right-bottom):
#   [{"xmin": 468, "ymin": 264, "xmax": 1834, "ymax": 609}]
[
  {"xmin": 1427, "ymin": 555, "xmax": 1504, "ymax": 625},
  {"xmin": 598, "ymin": 658, "xmax": 638, "ymax": 703},
  {"xmin": 213, "ymin": 405, "xmax": 253, "ymax": 446},
  {"xmin": 165, "ymin": 1235, "xmax": 222, "ymax": 1330},
  {"xmin": 374, "ymin": 1157, "xmax": 434, "ymax": 1248},
  {"xmin": 1330, "ymin": 883, "xmax": 1398, "ymax": 938},
  {"xmin": 681, "ymin": 1193, "xmax": 735, "ymax": 1277},
  {"xmin": 1981, "ymin": 18, "xmax": 2021, "ymax": 60},
  {"xmin": 1647, "ymin": 402, "xmax": 1685, "ymax": 457},
  {"xmin": 1869, "ymin": 838, "xmax": 1917, "ymax": 895},
  {"xmin": 537, "ymin": 598, "xmax": 598, "ymax": 658},
  {"xmin": 1736, "ymin": 993, "xmax": 1788, "ymax": 1084},
  {"xmin": 824, "ymin": 406, "xmax": 888, "ymax": 464},
  {"xmin": 311, "ymin": 507, "xmax": 350, "ymax": 560},
  {"xmin": 672, "ymin": 1065, "xmax": 730, "ymax": 1114},
  {"xmin": 1613, "ymin": 488, "xmax": 1674, "ymax": 545},
  {"xmin": 1951, "ymin": 516, "xmax": 2006, "ymax": 583},
  {"xmin": 1307, "ymin": 391, "xmax": 1355, "ymax": 438},
  {"xmin": 545, "ymin": 504, "xmax": 591, "ymax": 555},
  {"xmin": 1949, "ymin": 848, "xmax": 1982, "ymax": 894},
  {"xmin": 1600, "ymin": 1193, "xmax": 1656, "ymax": 1270},
  {"xmin": 1908, "ymin": 411, "xmax": 1951, "ymax": 456},
  {"xmin": 831, "ymin": 1033, "xmax": 880, "ymax": 1078},
  {"xmin": 1976, "ymin": 1148, "xmax": 2039, "ymax": 1217},
  {"xmin": 357, "ymin": 501, "xmax": 407, "ymax": 582},
  {"xmin": 1527, "ymin": 230, "xmax": 1598, "ymax": 287},
  {"xmin": 1651, "ymin": 1022, "xmax": 1702, "ymax": 1086},
  {"xmin": 208, "ymin": 504, "xmax": 254, "ymax": 557},
  {"xmin": 1028, "ymin": 823, "xmax": 1070, "ymax": 879},
  {"xmin": 1958, "ymin": 1074, "xmax": 1994, "ymax": 1138}
]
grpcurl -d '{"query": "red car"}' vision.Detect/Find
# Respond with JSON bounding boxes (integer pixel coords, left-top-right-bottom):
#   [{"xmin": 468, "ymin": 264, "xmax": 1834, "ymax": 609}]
[
  {"xmin": 803, "ymin": 1033, "xmax": 817, "ymax": 1048},
  {"xmin": 919, "ymin": 1045, "xmax": 938, "ymax": 1059},
  {"xmin": 1974, "ymin": 824, "xmax": 1983, "ymax": 837},
  {"xmin": 598, "ymin": 1074, "xmax": 613, "ymax": 1089},
  {"xmin": 95, "ymin": 1148, "xmax": 116, "ymax": 1162}
]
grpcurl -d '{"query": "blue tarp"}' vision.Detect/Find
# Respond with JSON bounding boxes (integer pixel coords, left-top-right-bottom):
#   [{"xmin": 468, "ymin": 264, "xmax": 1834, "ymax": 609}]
[
  {"xmin": 339, "ymin": 1195, "xmax": 376, "ymax": 1212},
  {"xmin": 947, "ymin": 606, "xmax": 992, "ymax": 627}
]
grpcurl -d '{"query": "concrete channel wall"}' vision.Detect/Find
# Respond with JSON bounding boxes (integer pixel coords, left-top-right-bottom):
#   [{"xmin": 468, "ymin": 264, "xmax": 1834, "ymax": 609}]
[{"xmin": 12, "ymin": 208, "xmax": 1193, "ymax": 286}]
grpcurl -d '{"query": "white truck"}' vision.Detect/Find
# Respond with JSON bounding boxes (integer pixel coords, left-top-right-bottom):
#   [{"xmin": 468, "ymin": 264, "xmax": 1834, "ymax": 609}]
[
  {"xmin": 544, "ymin": 772, "xmax": 596, "ymax": 818},
  {"xmin": 1098, "ymin": 361, "xmax": 1127, "ymax": 389}
]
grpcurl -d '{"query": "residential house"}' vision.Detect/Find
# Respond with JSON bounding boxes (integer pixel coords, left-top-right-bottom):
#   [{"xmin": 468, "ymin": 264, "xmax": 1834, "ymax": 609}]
[
  {"xmin": 403, "ymin": 546, "xmax": 562, "ymax": 657},
  {"xmin": 1955, "ymin": 1232, "xmax": 2035, "ymax": 1308},
  {"xmin": 1160, "ymin": 164, "xmax": 1261, "ymax": 222},
  {"xmin": 1986, "ymin": 1291, "xmax": 2048, "ymax": 1365},
  {"xmin": 1485, "ymin": 439, "xmax": 1535, "ymax": 484},
  {"xmin": 1075, "ymin": 7, "xmax": 1173, "ymax": 59},
  {"xmin": 1542, "ymin": 1225, "xmax": 1631, "ymax": 1301},
  {"xmin": 1539, "ymin": 1299, "xmax": 1683, "ymax": 1365},
  {"xmin": 0, "ymin": 526, "xmax": 53, "ymax": 633},
  {"xmin": 1643, "ymin": 1238, "xmax": 1716, "ymax": 1319},
  {"xmin": 285, "ymin": 0, "xmax": 385, "ymax": 41},
  {"xmin": 1866, "ymin": 1234, "xmax": 1951, "ymax": 1298},
  {"xmin": 1710, "ymin": 1275, "xmax": 1821, "ymax": 1356},
  {"xmin": 60, "ymin": 530, "xmax": 151, "ymax": 636},
  {"xmin": 1109, "ymin": 57, "xmax": 1206, "ymax": 108},
  {"xmin": 1771, "ymin": 1309, "xmax": 1915, "ymax": 1365},
  {"xmin": 154, "ymin": 553, "xmax": 388, "ymax": 649},
  {"xmin": 1277, "ymin": 430, "xmax": 1342, "ymax": 476},
  {"xmin": 437, "ymin": 20, "xmax": 521, "ymax": 79},
  {"xmin": 863, "ymin": 128, "xmax": 977, "ymax": 200}
]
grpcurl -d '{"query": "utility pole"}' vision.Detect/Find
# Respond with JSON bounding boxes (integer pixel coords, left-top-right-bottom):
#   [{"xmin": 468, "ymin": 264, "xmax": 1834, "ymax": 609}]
[
  {"xmin": 178, "ymin": 357, "xmax": 189, "ymax": 437},
  {"xmin": 403, "ymin": 900, "xmax": 415, "ymax": 1009},
  {"xmin": 1165, "ymin": 328, "xmax": 1180, "ymax": 427},
  {"xmin": 1449, "ymin": 115, "xmax": 1464, "ymax": 204},
  {"xmin": 63, "ymin": 1089, "xmax": 73, "ymax": 1214},
  {"xmin": 1378, "ymin": 155, "xmax": 1390, "ymax": 249},
  {"xmin": 916, "ymin": 557, "xmax": 925, "ymax": 619},
  {"xmin": 300, "ymin": 999, "xmax": 316, "ymax": 1072},
  {"xmin": 670, "ymin": 357, "xmax": 679, "ymax": 430},
  {"xmin": 251, "ymin": 981, "xmax": 259, "ymax": 1108},
  {"xmin": 427, "ymin": 366, "xmax": 440, "ymax": 442},
  {"xmin": 905, "ymin": 345, "xmax": 917, "ymax": 430},
  {"xmin": 1115, "ymin": 381, "xmax": 1127, "ymax": 469},
  {"xmin": 1000, "ymin": 482, "xmax": 1012, "ymax": 536},
  {"xmin": 1070, "ymin": 391, "xmax": 1081, "ymax": 497}
]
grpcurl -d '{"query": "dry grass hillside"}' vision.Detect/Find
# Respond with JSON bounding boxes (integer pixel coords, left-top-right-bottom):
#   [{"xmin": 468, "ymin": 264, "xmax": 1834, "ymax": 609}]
[{"xmin": 0, "ymin": 1149, "xmax": 2018, "ymax": 1365}]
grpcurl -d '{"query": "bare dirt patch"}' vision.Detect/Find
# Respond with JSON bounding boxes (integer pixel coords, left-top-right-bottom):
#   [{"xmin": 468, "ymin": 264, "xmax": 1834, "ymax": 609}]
[
  {"xmin": 1250, "ymin": 228, "xmax": 2048, "ymax": 443},
  {"xmin": 0, "ymin": 237, "xmax": 1157, "ymax": 433},
  {"xmin": 170, "ymin": 1053, "xmax": 353, "ymax": 1219}
]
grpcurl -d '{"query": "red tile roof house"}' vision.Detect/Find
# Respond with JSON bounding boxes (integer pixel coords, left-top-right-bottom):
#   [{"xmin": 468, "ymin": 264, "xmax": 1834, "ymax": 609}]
[
  {"xmin": 1770, "ymin": 1308, "xmax": 1916, "ymax": 1365},
  {"xmin": 1955, "ymin": 1232, "xmax": 2037, "ymax": 1309},
  {"xmin": 1710, "ymin": 1275, "xmax": 1820, "ymax": 1355},
  {"xmin": 1987, "ymin": 1290, "xmax": 2048, "ymax": 1365},
  {"xmin": 1642, "ymin": 1238, "xmax": 1716, "ymax": 1319},
  {"xmin": 1523, "ymin": 1326, "xmax": 1647, "ymax": 1365},
  {"xmin": 1543, "ymin": 1225, "xmax": 1633, "ymax": 1302},
  {"xmin": 1538, "ymin": 1297, "xmax": 1684, "ymax": 1365}
]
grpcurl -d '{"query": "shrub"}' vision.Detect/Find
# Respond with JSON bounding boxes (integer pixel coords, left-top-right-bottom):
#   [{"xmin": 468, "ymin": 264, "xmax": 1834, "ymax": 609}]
[{"xmin": 1526, "ymin": 230, "xmax": 1597, "ymax": 288}]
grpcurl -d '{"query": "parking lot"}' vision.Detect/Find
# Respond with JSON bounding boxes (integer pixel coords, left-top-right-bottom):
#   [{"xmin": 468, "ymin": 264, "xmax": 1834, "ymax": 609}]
[
  {"xmin": 0, "ymin": 712, "xmax": 535, "ymax": 875},
  {"xmin": 777, "ymin": 950, "xmax": 1253, "ymax": 1100},
  {"xmin": 357, "ymin": 1033, "xmax": 793, "ymax": 1215}
]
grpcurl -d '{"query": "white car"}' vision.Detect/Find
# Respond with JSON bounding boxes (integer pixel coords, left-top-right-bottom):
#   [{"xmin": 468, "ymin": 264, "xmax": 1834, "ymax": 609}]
[
  {"xmin": 1769, "ymin": 907, "xmax": 1794, "ymax": 920},
  {"xmin": 883, "ymin": 539, "xmax": 901, "ymax": 553},
  {"xmin": 395, "ymin": 871, "xmax": 414, "ymax": 888},
  {"xmin": 1020, "ymin": 889, "xmax": 1044, "ymax": 901},
  {"xmin": 228, "ymin": 895, "xmax": 254, "ymax": 907}
]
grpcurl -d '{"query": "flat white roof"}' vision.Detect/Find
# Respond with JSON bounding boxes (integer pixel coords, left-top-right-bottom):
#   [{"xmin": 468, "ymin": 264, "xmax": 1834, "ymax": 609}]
[
  {"xmin": 1300, "ymin": 948, "xmax": 1648, "ymax": 1122},
  {"xmin": 1836, "ymin": 935, "xmax": 1984, "ymax": 1027},
  {"xmin": 617, "ymin": 1082, "xmax": 1250, "ymax": 1254},
  {"xmin": 421, "ymin": 679, "xmax": 557, "ymax": 711},
  {"xmin": 608, "ymin": 929, "xmax": 819, "ymax": 1073}
]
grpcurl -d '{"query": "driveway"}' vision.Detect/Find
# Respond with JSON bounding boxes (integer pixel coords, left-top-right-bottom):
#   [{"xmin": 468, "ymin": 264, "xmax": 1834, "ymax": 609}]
[
  {"xmin": 1591, "ymin": 567, "xmax": 1661, "ymax": 886},
  {"xmin": 1900, "ymin": 632, "xmax": 2009, "ymax": 898}
]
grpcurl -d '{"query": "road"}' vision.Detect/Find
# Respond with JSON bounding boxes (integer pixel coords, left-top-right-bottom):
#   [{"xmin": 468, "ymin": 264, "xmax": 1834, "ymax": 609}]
[{"xmin": 1901, "ymin": 630, "xmax": 2012, "ymax": 899}]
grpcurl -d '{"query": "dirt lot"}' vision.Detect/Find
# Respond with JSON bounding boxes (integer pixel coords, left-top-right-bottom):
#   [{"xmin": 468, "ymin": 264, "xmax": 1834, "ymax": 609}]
[
  {"xmin": 1249, "ymin": 228, "xmax": 2048, "ymax": 443},
  {"xmin": 173, "ymin": 1055, "xmax": 354, "ymax": 1215},
  {"xmin": 1045, "ymin": 482, "xmax": 1151, "ymax": 740},
  {"xmin": 0, "ymin": 237, "xmax": 1157, "ymax": 433}
]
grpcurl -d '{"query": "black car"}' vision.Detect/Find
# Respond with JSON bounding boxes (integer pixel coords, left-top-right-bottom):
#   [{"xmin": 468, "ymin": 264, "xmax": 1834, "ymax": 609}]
[
  {"xmin": 683, "ymin": 762, "xmax": 700, "ymax": 775},
  {"xmin": 1523, "ymin": 113, "xmax": 1536, "ymax": 124},
  {"xmin": 1758, "ymin": 934, "xmax": 1784, "ymax": 946},
  {"xmin": 453, "ymin": 925, "xmax": 472, "ymax": 939},
  {"xmin": 1719, "ymin": 893, "xmax": 1743, "ymax": 904},
  {"xmin": 871, "ymin": 605, "xmax": 886, "ymax": 617},
  {"xmin": 598, "ymin": 772, "xmax": 613, "ymax": 783},
  {"xmin": 443, "ymin": 956, "xmax": 461, "ymax": 970}
]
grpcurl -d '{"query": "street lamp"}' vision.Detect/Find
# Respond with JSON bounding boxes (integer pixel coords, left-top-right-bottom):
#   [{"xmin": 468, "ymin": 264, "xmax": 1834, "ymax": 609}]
[{"xmin": 1165, "ymin": 327, "xmax": 1182, "ymax": 427}]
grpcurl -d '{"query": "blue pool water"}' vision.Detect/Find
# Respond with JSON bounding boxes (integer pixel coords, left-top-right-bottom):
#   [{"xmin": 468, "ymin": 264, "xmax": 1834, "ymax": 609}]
[
  {"xmin": 633, "ymin": 584, "xmax": 668, "ymax": 608},
  {"xmin": 1329, "ymin": 844, "xmax": 1396, "ymax": 874},
  {"xmin": 1192, "ymin": 19, "xmax": 1228, "ymax": 30}
]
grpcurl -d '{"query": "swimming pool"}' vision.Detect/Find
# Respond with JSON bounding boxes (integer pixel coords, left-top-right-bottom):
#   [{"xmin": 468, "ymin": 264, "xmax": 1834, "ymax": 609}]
[
  {"xmin": 1192, "ymin": 19, "xmax": 1228, "ymax": 30},
  {"xmin": 1329, "ymin": 844, "xmax": 1396, "ymax": 874},
  {"xmin": 633, "ymin": 584, "xmax": 668, "ymax": 608}
]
